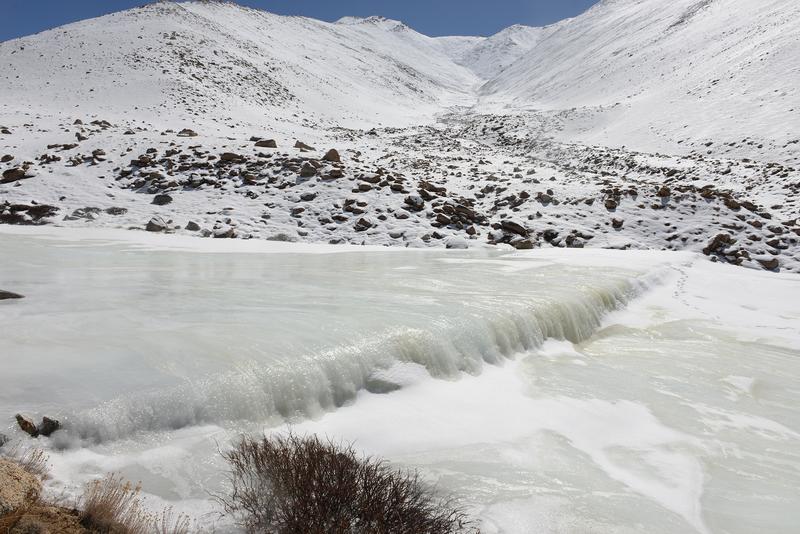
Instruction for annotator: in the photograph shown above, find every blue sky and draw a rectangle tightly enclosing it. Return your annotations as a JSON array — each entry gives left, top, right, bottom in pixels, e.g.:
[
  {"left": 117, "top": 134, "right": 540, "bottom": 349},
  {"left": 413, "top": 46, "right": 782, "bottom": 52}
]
[{"left": 1, "top": 0, "right": 599, "bottom": 42}]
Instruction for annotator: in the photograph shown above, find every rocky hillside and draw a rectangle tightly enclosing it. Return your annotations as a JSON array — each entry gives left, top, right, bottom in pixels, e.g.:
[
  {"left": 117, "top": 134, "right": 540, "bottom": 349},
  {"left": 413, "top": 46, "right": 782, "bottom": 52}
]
[{"left": 0, "top": 0, "right": 798, "bottom": 272}]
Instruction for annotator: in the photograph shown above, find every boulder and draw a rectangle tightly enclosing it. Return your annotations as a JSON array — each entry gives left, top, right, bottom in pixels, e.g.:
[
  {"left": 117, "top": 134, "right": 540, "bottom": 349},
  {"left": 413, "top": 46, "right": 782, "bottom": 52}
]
[
  {"left": 501, "top": 220, "right": 528, "bottom": 237},
  {"left": 185, "top": 221, "right": 201, "bottom": 232},
  {"left": 299, "top": 162, "right": 317, "bottom": 178},
  {"left": 1, "top": 168, "right": 28, "bottom": 184},
  {"left": 604, "top": 198, "right": 618, "bottom": 210},
  {"left": 255, "top": 139, "right": 277, "bottom": 148},
  {"left": 177, "top": 128, "right": 198, "bottom": 137},
  {"left": 656, "top": 186, "right": 671, "bottom": 198},
  {"left": 1, "top": 154, "right": 13, "bottom": 163},
  {"left": 15, "top": 414, "right": 38, "bottom": 437},
  {"left": 152, "top": 194, "right": 173, "bottom": 206},
  {"left": 354, "top": 218, "right": 373, "bottom": 232},
  {"left": 756, "top": 257, "right": 780, "bottom": 270},
  {"left": 145, "top": 216, "right": 167, "bottom": 233},
  {"left": 294, "top": 141, "right": 316, "bottom": 151},
  {"left": 39, "top": 417, "right": 61, "bottom": 437},
  {"left": 0, "top": 290, "right": 24, "bottom": 300},
  {"left": 322, "top": 149, "right": 341, "bottom": 163},
  {"left": 612, "top": 218, "right": 624, "bottom": 229}
]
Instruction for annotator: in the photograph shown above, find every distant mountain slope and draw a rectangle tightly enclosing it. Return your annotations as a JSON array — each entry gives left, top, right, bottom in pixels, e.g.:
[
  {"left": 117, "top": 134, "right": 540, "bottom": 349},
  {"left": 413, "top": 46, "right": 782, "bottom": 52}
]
[
  {"left": 480, "top": 0, "right": 800, "bottom": 155},
  {"left": 0, "top": 2, "right": 480, "bottom": 129}
]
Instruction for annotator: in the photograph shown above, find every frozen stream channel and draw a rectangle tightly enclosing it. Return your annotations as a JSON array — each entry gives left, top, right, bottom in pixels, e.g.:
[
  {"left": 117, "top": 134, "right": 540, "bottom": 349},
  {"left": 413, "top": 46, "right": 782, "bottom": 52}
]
[{"left": 1, "top": 228, "right": 798, "bottom": 533}]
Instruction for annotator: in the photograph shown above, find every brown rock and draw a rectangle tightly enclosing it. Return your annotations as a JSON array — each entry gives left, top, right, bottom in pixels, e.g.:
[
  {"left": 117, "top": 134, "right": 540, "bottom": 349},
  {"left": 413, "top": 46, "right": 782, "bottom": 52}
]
[
  {"left": 15, "top": 414, "right": 38, "bottom": 437},
  {"left": 1, "top": 168, "right": 28, "bottom": 184},
  {"left": 294, "top": 141, "right": 316, "bottom": 151},
  {"left": 757, "top": 257, "right": 780, "bottom": 270},
  {"left": 322, "top": 149, "right": 341, "bottom": 163},
  {"left": 177, "top": 128, "right": 198, "bottom": 137},
  {"left": 255, "top": 139, "right": 277, "bottom": 148},
  {"left": 501, "top": 220, "right": 528, "bottom": 237}
]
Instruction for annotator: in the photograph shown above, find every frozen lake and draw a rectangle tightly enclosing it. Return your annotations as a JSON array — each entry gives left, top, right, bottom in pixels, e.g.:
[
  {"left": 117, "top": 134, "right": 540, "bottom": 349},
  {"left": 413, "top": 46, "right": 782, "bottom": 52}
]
[{"left": 1, "top": 228, "right": 799, "bottom": 533}]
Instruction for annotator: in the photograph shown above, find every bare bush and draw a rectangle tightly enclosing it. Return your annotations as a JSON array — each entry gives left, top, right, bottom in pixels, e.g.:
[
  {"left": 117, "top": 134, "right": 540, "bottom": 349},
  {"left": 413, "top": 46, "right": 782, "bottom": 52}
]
[
  {"left": 80, "top": 474, "right": 151, "bottom": 534},
  {"left": 218, "top": 433, "right": 475, "bottom": 534},
  {"left": 152, "top": 507, "right": 192, "bottom": 534}
]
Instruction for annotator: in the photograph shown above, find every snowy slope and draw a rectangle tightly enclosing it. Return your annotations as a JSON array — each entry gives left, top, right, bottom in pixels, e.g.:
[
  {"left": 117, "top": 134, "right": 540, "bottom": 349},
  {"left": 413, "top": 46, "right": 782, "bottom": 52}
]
[
  {"left": 480, "top": 0, "right": 800, "bottom": 157},
  {"left": 0, "top": 2, "right": 480, "bottom": 129},
  {"left": 0, "top": 0, "right": 798, "bottom": 273}
]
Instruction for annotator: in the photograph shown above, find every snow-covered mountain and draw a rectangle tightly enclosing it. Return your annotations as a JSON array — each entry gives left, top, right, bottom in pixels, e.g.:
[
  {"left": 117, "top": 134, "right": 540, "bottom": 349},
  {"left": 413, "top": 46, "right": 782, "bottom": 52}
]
[
  {"left": 1, "top": 0, "right": 798, "bottom": 273},
  {"left": 481, "top": 0, "right": 800, "bottom": 157}
]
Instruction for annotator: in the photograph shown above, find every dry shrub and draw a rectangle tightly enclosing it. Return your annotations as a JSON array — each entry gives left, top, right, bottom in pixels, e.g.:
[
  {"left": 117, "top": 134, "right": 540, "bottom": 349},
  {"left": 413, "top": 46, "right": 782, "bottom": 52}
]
[
  {"left": 219, "top": 433, "right": 475, "bottom": 534},
  {"left": 152, "top": 507, "right": 192, "bottom": 534},
  {"left": 1, "top": 444, "right": 50, "bottom": 479},
  {"left": 79, "top": 474, "right": 151, "bottom": 534},
  {"left": 79, "top": 475, "right": 194, "bottom": 534},
  {"left": 17, "top": 448, "right": 49, "bottom": 480}
]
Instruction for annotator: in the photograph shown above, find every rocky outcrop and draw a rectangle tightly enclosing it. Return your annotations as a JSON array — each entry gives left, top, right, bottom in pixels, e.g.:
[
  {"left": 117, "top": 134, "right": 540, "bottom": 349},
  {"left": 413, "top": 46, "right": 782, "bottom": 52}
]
[{"left": 0, "top": 458, "right": 41, "bottom": 516}]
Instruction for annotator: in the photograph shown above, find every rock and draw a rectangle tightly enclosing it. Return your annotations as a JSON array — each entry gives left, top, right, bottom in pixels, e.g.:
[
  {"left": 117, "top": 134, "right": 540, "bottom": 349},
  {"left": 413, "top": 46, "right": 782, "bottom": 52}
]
[
  {"left": 703, "top": 233, "right": 735, "bottom": 255},
  {"left": 604, "top": 198, "right": 618, "bottom": 210},
  {"left": 656, "top": 186, "right": 671, "bottom": 198},
  {"left": 404, "top": 195, "right": 425, "bottom": 211},
  {"left": 543, "top": 229, "right": 559, "bottom": 242},
  {"left": 354, "top": 218, "right": 373, "bottom": 232},
  {"left": 15, "top": 414, "right": 38, "bottom": 437},
  {"left": 294, "top": 141, "right": 315, "bottom": 151},
  {"left": 1, "top": 168, "right": 28, "bottom": 184},
  {"left": 501, "top": 220, "right": 528, "bottom": 237},
  {"left": 0, "top": 457, "right": 42, "bottom": 516},
  {"left": 185, "top": 221, "right": 201, "bottom": 231},
  {"left": 220, "top": 152, "right": 244, "bottom": 163},
  {"left": 512, "top": 238, "right": 534, "bottom": 250},
  {"left": 299, "top": 162, "right": 317, "bottom": 178},
  {"left": 39, "top": 417, "right": 60, "bottom": 437},
  {"left": 436, "top": 213, "right": 451, "bottom": 226},
  {"left": 612, "top": 218, "right": 624, "bottom": 229},
  {"left": 327, "top": 168, "right": 344, "bottom": 179},
  {"left": 255, "top": 139, "right": 277, "bottom": 148},
  {"left": 445, "top": 236, "right": 469, "bottom": 249},
  {"left": 300, "top": 192, "right": 317, "bottom": 201},
  {"left": 1, "top": 154, "right": 13, "bottom": 163},
  {"left": 213, "top": 226, "right": 235, "bottom": 238},
  {"left": 105, "top": 207, "right": 128, "bottom": 216},
  {"left": 756, "top": 257, "right": 780, "bottom": 270},
  {"left": 177, "top": 128, "right": 198, "bottom": 137},
  {"left": 152, "top": 194, "right": 173, "bottom": 206},
  {"left": 145, "top": 216, "right": 167, "bottom": 232},
  {"left": 0, "top": 290, "right": 24, "bottom": 300},
  {"left": 322, "top": 149, "right": 341, "bottom": 163}
]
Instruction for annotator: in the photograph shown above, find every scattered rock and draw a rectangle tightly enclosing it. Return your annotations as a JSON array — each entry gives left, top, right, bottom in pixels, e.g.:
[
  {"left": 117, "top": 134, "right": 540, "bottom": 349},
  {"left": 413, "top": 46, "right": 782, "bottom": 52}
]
[
  {"left": 185, "top": 221, "right": 201, "bottom": 231},
  {"left": 0, "top": 290, "right": 24, "bottom": 300},
  {"left": 604, "top": 198, "right": 618, "bottom": 210},
  {"left": 354, "top": 218, "right": 373, "bottom": 232},
  {"left": 1, "top": 168, "right": 28, "bottom": 184},
  {"left": 322, "top": 149, "right": 341, "bottom": 163},
  {"left": 703, "top": 233, "right": 734, "bottom": 255},
  {"left": 756, "top": 257, "right": 780, "bottom": 270},
  {"left": 612, "top": 218, "right": 624, "bottom": 229},
  {"left": 501, "top": 219, "right": 528, "bottom": 237},
  {"left": 299, "top": 162, "right": 317, "bottom": 178},
  {"left": 1, "top": 154, "right": 13, "bottom": 163},
  {"left": 145, "top": 216, "right": 167, "bottom": 232},
  {"left": 294, "top": 141, "right": 316, "bottom": 151},
  {"left": 177, "top": 128, "right": 198, "bottom": 137},
  {"left": 255, "top": 139, "right": 277, "bottom": 148},
  {"left": 105, "top": 207, "right": 128, "bottom": 216},
  {"left": 152, "top": 194, "right": 173, "bottom": 206}
]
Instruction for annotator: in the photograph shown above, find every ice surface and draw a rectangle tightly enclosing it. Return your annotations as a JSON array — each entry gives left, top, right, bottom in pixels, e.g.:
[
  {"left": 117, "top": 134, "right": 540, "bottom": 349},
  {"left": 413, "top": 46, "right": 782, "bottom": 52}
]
[{"left": 1, "top": 229, "right": 798, "bottom": 533}]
